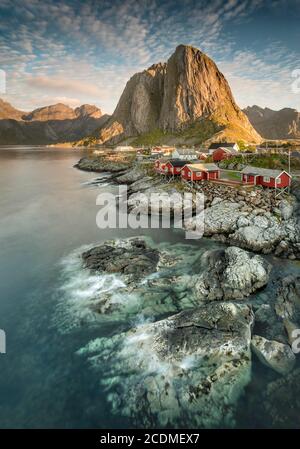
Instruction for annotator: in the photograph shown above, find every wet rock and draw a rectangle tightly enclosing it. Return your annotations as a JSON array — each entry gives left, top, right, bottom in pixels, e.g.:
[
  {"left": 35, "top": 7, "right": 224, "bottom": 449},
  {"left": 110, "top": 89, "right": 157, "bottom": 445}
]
[
  {"left": 253, "top": 304, "right": 286, "bottom": 344},
  {"left": 75, "top": 157, "right": 129, "bottom": 173},
  {"left": 275, "top": 275, "right": 300, "bottom": 323},
  {"left": 115, "top": 166, "right": 144, "bottom": 184},
  {"left": 194, "top": 247, "right": 271, "bottom": 301},
  {"left": 230, "top": 224, "right": 284, "bottom": 254},
  {"left": 251, "top": 335, "right": 296, "bottom": 375},
  {"left": 261, "top": 368, "right": 300, "bottom": 428},
  {"left": 78, "top": 302, "right": 254, "bottom": 428},
  {"left": 82, "top": 238, "right": 160, "bottom": 283}
]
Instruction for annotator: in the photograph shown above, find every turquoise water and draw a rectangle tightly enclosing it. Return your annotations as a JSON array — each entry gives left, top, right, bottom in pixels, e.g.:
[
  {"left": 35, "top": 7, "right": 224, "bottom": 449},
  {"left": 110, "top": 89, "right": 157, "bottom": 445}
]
[{"left": 0, "top": 147, "right": 298, "bottom": 428}]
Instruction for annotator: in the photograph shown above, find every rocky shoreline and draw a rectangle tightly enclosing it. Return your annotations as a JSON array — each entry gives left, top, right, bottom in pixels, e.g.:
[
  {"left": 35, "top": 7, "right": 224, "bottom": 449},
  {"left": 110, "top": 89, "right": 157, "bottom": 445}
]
[
  {"left": 74, "top": 156, "right": 300, "bottom": 428},
  {"left": 76, "top": 156, "right": 300, "bottom": 260},
  {"left": 75, "top": 236, "right": 300, "bottom": 428}
]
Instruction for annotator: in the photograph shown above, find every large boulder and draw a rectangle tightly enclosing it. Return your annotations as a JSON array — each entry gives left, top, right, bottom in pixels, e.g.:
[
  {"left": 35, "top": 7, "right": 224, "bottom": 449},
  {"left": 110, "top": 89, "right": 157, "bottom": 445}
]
[
  {"left": 75, "top": 157, "right": 129, "bottom": 173},
  {"left": 82, "top": 238, "right": 160, "bottom": 283},
  {"left": 251, "top": 335, "right": 296, "bottom": 375},
  {"left": 78, "top": 302, "right": 254, "bottom": 428},
  {"left": 203, "top": 201, "right": 242, "bottom": 235},
  {"left": 230, "top": 223, "right": 284, "bottom": 254},
  {"left": 194, "top": 247, "right": 271, "bottom": 301},
  {"left": 275, "top": 275, "right": 300, "bottom": 321},
  {"left": 115, "top": 166, "right": 144, "bottom": 184},
  {"left": 261, "top": 368, "right": 300, "bottom": 428}
]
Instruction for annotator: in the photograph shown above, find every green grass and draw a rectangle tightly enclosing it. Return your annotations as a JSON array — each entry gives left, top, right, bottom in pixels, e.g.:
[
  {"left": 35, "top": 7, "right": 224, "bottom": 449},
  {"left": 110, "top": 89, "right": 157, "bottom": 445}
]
[
  {"left": 220, "top": 154, "right": 300, "bottom": 171},
  {"left": 132, "top": 129, "right": 172, "bottom": 146},
  {"left": 220, "top": 170, "right": 241, "bottom": 181},
  {"left": 131, "top": 120, "right": 223, "bottom": 146}
]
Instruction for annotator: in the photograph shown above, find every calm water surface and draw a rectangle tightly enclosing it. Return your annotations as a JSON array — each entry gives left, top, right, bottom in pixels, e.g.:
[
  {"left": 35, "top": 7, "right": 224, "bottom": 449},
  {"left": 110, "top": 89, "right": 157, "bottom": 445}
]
[{"left": 0, "top": 146, "right": 298, "bottom": 428}]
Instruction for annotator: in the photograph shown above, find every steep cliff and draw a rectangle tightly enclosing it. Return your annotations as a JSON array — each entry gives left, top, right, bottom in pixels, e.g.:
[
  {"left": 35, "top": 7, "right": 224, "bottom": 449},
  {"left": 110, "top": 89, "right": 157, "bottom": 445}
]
[{"left": 92, "top": 45, "right": 261, "bottom": 145}]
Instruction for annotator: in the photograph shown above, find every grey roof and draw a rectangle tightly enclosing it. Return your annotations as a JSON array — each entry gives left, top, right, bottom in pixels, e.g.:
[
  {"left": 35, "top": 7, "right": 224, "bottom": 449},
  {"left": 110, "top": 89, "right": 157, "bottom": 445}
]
[
  {"left": 169, "top": 159, "right": 190, "bottom": 167},
  {"left": 185, "top": 163, "right": 219, "bottom": 172},
  {"left": 174, "top": 148, "right": 197, "bottom": 155},
  {"left": 241, "top": 165, "right": 290, "bottom": 178},
  {"left": 209, "top": 142, "right": 237, "bottom": 149}
]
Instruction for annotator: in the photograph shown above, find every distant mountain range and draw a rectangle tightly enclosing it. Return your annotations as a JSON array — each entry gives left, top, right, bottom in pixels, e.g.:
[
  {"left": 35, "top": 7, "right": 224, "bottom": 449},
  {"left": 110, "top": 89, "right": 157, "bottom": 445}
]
[
  {"left": 6, "top": 47, "right": 300, "bottom": 147},
  {"left": 78, "top": 44, "right": 261, "bottom": 147},
  {"left": 244, "top": 105, "right": 300, "bottom": 140},
  {"left": 0, "top": 99, "right": 110, "bottom": 145}
]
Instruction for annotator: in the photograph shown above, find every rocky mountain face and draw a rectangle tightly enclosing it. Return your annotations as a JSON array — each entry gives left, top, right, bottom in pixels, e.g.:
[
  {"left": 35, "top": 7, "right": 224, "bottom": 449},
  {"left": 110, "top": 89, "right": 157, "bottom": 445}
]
[
  {"left": 244, "top": 105, "right": 300, "bottom": 140},
  {"left": 90, "top": 45, "right": 261, "bottom": 146},
  {"left": 0, "top": 98, "right": 25, "bottom": 120},
  {"left": 0, "top": 99, "right": 109, "bottom": 145}
]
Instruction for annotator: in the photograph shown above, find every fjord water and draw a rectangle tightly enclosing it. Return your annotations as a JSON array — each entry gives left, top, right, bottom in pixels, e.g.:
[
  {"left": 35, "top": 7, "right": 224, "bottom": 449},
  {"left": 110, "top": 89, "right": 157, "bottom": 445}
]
[
  {"left": 0, "top": 147, "right": 298, "bottom": 428},
  {"left": 0, "top": 146, "right": 206, "bottom": 428}
]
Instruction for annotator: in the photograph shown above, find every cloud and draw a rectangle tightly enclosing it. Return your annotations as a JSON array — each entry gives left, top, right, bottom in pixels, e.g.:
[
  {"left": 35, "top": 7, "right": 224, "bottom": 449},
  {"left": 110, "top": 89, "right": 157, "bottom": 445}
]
[
  {"left": 1, "top": 0, "right": 299, "bottom": 113},
  {"left": 25, "top": 76, "right": 105, "bottom": 97}
]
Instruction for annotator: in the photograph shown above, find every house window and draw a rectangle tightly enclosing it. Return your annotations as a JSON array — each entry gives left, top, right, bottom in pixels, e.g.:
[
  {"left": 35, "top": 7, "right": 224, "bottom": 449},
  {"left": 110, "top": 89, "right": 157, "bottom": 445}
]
[
  {"left": 263, "top": 176, "right": 270, "bottom": 183},
  {"left": 276, "top": 177, "right": 281, "bottom": 184},
  {"left": 196, "top": 172, "right": 202, "bottom": 176},
  {"left": 187, "top": 172, "right": 191, "bottom": 177}
]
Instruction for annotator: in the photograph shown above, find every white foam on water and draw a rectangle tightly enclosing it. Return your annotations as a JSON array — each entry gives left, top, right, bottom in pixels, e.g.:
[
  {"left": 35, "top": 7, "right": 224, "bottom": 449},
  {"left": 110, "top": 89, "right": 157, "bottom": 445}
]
[{"left": 53, "top": 244, "right": 127, "bottom": 332}]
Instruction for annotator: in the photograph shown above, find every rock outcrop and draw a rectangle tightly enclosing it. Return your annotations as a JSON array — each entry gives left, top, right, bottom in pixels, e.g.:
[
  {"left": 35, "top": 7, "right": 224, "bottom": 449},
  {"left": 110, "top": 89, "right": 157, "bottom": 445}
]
[
  {"left": 261, "top": 368, "right": 300, "bottom": 428},
  {"left": 75, "top": 157, "right": 129, "bottom": 173},
  {"left": 78, "top": 302, "right": 254, "bottom": 428},
  {"left": 82, "top": 238, "right": 160, "bottom": 284},
  {"left": 91, "top": 45, "right": 261, "bottom": 145},
  {"left": 251, "top": 335, "right": 296, "bottom": 375},
  {"left": 194, "top": 247, "right": 271, "bottom": 301}
]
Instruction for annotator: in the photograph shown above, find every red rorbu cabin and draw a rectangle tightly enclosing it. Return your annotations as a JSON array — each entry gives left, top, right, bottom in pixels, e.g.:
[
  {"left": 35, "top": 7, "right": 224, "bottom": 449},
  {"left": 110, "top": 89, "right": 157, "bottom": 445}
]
[
  {"left": 241, "top": 166, "right": 292, "bottom": 189},
  {"left": 198, "top": 152, "right": 208, "bottom": 161},
  {"left": 155, "top": 158, "right": 189, "bottom": 176},
  {"left": 167, "top": 159, "right": 190, "bottom": 176},
  {"left": 154, "top": 158, "right": 170, "bottom": 174},
  {"left": 212, "top": 147, "right": 238, "bottom": 162},
  {"left": 181, "top": 163, "right": 220, "bottom": 182}
]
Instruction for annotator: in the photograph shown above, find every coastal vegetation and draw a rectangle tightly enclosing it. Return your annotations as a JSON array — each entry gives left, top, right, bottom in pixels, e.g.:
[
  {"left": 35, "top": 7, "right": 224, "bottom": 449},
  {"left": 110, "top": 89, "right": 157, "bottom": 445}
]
[{"left": 220, "top": 153, "right": 300, "bottom": 171}]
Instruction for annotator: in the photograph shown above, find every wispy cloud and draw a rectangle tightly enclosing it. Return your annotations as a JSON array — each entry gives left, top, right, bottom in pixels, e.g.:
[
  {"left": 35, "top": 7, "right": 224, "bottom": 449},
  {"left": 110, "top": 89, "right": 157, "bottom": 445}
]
[{"left": 0, "top": 0, "right": 299, "bottom": 112}]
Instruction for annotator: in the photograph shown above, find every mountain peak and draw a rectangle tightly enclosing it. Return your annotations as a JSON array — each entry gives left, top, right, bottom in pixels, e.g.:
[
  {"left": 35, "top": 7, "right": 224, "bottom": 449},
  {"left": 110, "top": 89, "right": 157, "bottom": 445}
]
[
  {"left": 0, "top": 97, "right": 25, "bottom": 120},
  {"left": 91, "top": 44, "right": 261, "bottom": 145}
]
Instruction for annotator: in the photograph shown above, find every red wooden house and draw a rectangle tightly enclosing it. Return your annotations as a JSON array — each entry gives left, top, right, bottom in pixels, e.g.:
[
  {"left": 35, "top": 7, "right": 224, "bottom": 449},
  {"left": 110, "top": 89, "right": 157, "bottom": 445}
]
[
  {"left": 154, "top": 158, "right": 170, "bottom": 174},
  {"left": 212, "top": 147, "right": 238, "bottom": 162},
  {"left": 241, "top": 166, "right": 292, "bottom": 188},
  {"left": 155, "top": 159, "right": 189, "bottom": 176},
  {"left": 166, "top": 159, "right": 190, "bottom": 176},
  {"left": 181, "top": 163, "right": 220, "bottom": 182},
  {"left": 198, "top": 152, "right": 209, "bottom": 160}
]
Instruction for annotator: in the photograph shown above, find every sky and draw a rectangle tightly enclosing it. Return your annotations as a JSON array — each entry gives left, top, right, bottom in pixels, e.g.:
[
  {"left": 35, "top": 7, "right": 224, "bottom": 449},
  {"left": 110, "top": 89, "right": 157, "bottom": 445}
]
[{"left": 0, "top": 0, "right": 300, "bottom": 114}]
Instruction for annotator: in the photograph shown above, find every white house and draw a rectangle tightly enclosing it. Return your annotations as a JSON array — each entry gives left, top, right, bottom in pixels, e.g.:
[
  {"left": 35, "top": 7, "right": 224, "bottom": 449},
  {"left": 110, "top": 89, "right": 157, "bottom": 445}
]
[
  {"left": 171, "top": 148, "right": 198, "bottom": 160},
  {"left": 208, "top": 142, "right": 240, "bottom": 154}
]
